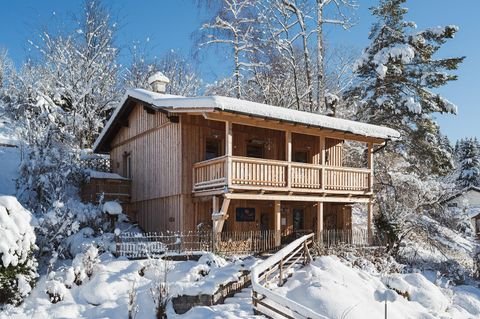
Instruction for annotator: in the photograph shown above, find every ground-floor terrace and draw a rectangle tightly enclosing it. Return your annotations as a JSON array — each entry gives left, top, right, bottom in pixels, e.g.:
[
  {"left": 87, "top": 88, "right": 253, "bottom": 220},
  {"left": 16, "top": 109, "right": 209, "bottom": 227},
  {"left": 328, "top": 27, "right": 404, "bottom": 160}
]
[
  {"left": 116, "top": 197, "right": 377, "bottom": 258},
  {"left": 192, "top": 196, "right": 375, "bottom": 247}
]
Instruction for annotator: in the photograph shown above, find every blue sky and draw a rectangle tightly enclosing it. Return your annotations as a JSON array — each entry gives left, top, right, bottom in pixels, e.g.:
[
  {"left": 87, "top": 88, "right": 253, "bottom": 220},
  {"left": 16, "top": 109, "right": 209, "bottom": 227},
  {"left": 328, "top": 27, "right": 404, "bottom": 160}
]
[{"left": 0, "top": 0, "right": 477, "bottom": 142}]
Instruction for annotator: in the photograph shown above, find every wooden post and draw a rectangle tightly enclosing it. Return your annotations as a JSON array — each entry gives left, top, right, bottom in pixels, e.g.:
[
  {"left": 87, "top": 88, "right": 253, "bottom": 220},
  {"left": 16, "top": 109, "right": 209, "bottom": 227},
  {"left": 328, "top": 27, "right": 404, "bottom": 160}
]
[
  {"left": 212, "top": 196, "right": 219, "bottom": 252},
  {"left": 316, "top": 202, "right": 323, "bottom": 246},
  {"left": 320, "top": 136, "right": 326, "bottom": 190},
  {"left": 286, "top": 131, "right": 292, "bottom": 189},
  {"left": 367, "top": 200, "right": 373, "bottom": 244},
  {"left": 274, "top": 200, "right": 281, "bottom": 247},
  {"left": 225, "top": 121, "right": 233, "bottom": 187},
  {"left": 367, "top": 142, "right": 374, "bottom": 192}
]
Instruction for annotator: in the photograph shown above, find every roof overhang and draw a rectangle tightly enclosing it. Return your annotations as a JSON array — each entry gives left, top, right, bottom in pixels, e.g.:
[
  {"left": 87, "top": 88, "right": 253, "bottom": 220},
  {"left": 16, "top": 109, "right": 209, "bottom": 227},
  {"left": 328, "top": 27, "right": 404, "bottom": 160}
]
[{"left": 93, "top": 89, "right": 401, "bottom": 153}]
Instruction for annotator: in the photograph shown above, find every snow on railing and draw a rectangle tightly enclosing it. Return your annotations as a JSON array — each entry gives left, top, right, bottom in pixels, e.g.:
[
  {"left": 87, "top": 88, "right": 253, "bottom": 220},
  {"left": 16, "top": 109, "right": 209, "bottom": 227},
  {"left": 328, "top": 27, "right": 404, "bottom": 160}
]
[{"left": 251, "top": 233, "right": 329, "bottom": 319}]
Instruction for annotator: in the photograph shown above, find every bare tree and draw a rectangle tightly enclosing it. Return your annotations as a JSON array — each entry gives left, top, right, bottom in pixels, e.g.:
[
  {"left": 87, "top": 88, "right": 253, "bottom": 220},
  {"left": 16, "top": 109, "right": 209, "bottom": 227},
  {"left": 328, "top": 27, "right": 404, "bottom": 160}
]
[
  {"left": 315, "top": 0, "right": 357, "bottom": 113},
  {"left": 197, "top": 0, "right": 260, "bottom": 98}
]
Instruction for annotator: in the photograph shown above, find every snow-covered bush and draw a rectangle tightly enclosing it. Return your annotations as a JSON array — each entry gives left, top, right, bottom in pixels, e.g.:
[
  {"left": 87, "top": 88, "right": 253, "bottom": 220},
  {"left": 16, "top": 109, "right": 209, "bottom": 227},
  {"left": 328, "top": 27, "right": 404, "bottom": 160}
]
[
  {"left": 35, "top": 199, "right": 103, "bottom": 258},
  {"left": 45, "top": 276, "right": 67, "bottom": 304},
  {"left": 0, "top": 196, "right": 38, "bottom": 306},
  {"left": 71, "top": 245, "right": 99, "bottom": 285}
]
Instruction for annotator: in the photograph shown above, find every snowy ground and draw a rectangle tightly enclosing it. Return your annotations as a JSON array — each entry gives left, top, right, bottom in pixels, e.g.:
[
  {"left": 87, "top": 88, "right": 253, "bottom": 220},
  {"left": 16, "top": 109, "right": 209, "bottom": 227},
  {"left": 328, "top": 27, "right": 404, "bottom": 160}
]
[
  {"left": 0, "top": 146, "right": 20, "bottom": 195},
  {"left": 274, "top": 255, "right": 480, "bottom": 319},
  {"left": 0, "top": 116, "right": 20, "bottom": 196},
  {"left": 0, "top": 253, "right": 261, "bottom": 319},
  {"left": 2, "top": 250, "right": 480, "bottom": 319}
]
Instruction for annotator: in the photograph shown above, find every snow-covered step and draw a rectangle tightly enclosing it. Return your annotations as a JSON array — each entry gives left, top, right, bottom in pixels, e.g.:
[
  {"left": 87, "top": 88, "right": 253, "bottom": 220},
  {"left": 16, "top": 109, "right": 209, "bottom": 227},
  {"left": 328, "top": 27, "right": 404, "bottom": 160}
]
[{"left": 224, "top": 286, "right": 252, "bottom": 304}]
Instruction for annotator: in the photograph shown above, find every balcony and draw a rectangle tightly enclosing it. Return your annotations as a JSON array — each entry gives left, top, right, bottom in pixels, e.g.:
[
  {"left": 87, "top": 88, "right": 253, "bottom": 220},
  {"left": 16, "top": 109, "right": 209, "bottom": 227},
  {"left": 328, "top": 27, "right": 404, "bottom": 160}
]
[{"left": 192, "top": 155, "right": 372, "bottom": 195}]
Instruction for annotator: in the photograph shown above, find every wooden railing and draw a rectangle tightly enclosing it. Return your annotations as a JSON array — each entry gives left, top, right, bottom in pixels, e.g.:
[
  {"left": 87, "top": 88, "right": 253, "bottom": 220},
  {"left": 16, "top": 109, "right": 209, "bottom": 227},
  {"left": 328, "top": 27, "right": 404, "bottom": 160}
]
[
  {"left": 324, "top": 166, "right": 370, "bottom": 191},
  {"left": 193, "top": 155, "right": 372, "bottom": 193},
  {"left": 251, "top": 233, "right": 328, "bottom": 319},
  {"left": 192, "top": 156, "right": 227, "bottom": 191},
  {"left": 318, "top": 229, "right": 386, "bottom": 247},
  {"left": 231, "top": 157, "right": 287, "bottom": 187},
  {"left": 116, "top": 230, "right": 279, "bottom": 258}
]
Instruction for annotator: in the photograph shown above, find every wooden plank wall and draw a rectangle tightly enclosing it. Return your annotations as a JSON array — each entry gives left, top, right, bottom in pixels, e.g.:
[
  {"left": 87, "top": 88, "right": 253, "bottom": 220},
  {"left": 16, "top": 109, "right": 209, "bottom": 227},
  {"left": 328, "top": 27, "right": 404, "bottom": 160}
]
[
  {"left": 109, "top": 103, "right": 183, "bottom": 232},
  {"left": 292, "top": 133, "right": 318, "bottom": 164},
  {"left": 323, "top": 203, "right": 352, "bottom": 230},
  {"left": 180, "top": 115, "right": 225, "bottom": 195},
  {"left": 107, "top": 108, "right": 348, "bottom": 233},
  {"left": 325, "top": 138, "right": 344, "bottom": 166},
  {"left": 231, "top": 123, "right": 285, "bottom": 160}
]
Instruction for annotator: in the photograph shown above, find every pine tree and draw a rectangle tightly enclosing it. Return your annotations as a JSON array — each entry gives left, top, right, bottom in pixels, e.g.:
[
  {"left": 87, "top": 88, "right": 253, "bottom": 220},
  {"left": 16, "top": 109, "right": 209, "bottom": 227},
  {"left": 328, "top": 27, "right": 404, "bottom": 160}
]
[
  {"left": 345, "top": 0, "right": 464, "bottom": 176},
  {"left": 457, "top": 138, "right": 480, "bottom": 188}
]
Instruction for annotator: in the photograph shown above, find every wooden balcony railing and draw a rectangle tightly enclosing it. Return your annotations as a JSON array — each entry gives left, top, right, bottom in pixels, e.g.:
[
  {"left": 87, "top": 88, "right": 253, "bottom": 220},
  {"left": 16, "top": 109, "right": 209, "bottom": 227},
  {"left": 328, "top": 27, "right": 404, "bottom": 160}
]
[{"left": 193, "top": 156, "right": 372, "bottom": 194}]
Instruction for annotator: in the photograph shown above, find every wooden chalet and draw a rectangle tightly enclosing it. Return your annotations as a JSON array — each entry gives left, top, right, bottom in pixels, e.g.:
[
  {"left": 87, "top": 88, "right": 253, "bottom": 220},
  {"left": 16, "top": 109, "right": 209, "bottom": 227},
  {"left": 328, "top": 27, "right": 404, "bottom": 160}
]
[{"left": 90, "top": 75, "right": 400, "bottom": 246}]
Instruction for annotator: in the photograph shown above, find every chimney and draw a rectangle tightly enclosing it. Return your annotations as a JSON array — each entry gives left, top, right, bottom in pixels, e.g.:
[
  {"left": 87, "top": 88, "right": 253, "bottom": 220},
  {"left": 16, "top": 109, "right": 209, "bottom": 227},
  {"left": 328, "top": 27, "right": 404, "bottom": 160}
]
[{"left": 148, "top": 72, "right": 170, "bottom": 93}]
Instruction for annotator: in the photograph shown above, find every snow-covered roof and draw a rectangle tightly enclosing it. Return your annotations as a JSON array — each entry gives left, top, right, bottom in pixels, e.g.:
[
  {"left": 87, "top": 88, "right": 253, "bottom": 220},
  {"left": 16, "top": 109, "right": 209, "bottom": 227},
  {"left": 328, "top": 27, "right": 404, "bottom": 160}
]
[
  {"left": 87, "top": 169, "right": 129, "bottom": 181},
  {"left": 94, "top": 88, "right": 400, "bottom": 153},
  {"left": 444, "top": 186, "right": 480, "bottom": 203}
]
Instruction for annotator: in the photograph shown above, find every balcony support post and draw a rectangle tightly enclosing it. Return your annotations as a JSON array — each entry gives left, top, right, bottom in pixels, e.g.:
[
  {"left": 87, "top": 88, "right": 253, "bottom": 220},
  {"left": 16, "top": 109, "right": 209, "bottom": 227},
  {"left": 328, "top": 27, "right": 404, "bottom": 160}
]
[
  {"left": 316, "top": 202, "right": 323, "bottom": 246},
  {"left": 225, "top": 121, "right": 233, "bottom": 187},
  {"left": 320, "top": 136, "right": 326, "bottom": 190},
  {"left": 286, "top": 131, "right": 292, "bottom": 188},
  {"left": 274, "top": 200, "right": 281, "bottom": 246},
  {"left": 367, "top": 142, "right": 373, "bottom": 192},
  {"left": 367, "top": 199, "right": 373, "bottom": 244}
]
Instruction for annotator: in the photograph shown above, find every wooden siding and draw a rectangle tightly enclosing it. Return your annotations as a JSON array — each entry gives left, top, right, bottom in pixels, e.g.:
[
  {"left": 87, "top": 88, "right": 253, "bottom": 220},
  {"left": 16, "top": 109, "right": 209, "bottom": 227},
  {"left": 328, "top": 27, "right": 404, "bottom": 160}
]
[
  {"left": 131, "top": 195, "right": 182, "bottom": 232},
  {"left": 104, "top": 109, "right": 368, "bottom": 233},
  {"left": 81, "top": 178, "right": 131, "bottom": 204},
  {"left": 109, "top": 102, "right": 183, "bottom": 232},
  {"left": 325, "top": 138, "right": 344, "bottom": 166}
]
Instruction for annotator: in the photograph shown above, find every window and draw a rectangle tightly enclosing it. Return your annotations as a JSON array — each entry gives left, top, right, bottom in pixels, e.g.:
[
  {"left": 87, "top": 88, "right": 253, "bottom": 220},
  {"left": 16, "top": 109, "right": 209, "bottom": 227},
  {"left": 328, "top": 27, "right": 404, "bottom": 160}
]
[
  {"left": 447, "top": 202, "right": 458, "bottom": 208},
  {"left": 247, "top": 141, "right": 265, "bottom": 158},
  {"left": 205, "top": 138, "right": 221, "bottom": 160},
  {"left": 294, "top": 151, "right": 309, "bottom": 163},
  {"left": 123, "top": 152, "right": 132, "bottom": 179}
]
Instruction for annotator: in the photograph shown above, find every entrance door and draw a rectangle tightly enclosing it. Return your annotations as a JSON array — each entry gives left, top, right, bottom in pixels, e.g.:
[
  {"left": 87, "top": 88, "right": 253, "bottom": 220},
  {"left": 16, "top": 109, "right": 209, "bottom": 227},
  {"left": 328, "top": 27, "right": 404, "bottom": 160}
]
[
  {"left": 292, "top": 208, "right": 304, "bottom": 233},
  {"left": 260, "top": 213, "right": 270, "bottom": 232}
]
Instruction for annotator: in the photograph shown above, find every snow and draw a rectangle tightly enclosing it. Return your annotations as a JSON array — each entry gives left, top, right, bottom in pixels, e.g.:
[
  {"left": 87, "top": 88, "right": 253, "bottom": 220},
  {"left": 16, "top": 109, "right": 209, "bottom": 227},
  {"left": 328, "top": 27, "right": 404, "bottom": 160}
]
[
  {"left": 103, "top": 201, "right": 123, "bottom": 215},
  {"left": 272, "top": 256, "right": 480, "bottom": 319},
  {"left": 0, "top": 116, "right": 19, "bottom": 146},
  {"left": 0, "top": 117, "right": 20, "bottom": 195},
  {"left": 371, "top": 44, "right": 415, "bottom": 80},
  {"left": 94, "top": 89, "right": 400, "bottom": 151},
  {"left": 0, "top": 196, "right": 36, "bottom": 268},
  {"left": 2, "top": 254, "right": 261, "bottom": 319},
  {"left": 404, "top": 96, "right": 422, "bottom": 114},
  {"left": 148, "top": 71, "right": 170, "bottom": 84},
  {"left": 87, "top": 169, "right": 128, "bottom": 180},
  {"left": 425, "top": 25, "right": 459, "bottom": 37},
  {"left": 80, "top": 273, "right": 114, "bottom": 305}
]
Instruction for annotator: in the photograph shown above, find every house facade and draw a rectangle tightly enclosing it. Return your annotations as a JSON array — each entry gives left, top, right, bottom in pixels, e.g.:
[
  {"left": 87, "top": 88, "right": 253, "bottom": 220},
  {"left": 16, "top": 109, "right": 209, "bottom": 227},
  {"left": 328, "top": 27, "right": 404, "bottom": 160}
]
[
  {"left": 91, "top": 76, "right": 399, "bottom": 245},
  {"left": 445, "top": 186, "right": 480, "bottom": 235}
]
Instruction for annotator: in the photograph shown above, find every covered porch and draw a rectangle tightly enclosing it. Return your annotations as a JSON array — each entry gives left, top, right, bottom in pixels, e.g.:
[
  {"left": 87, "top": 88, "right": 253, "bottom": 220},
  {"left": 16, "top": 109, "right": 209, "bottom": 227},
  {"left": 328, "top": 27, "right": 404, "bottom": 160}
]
[
  {"left": 194, "top": 196, "right": 375, "bottom": 247},
  {"left": 190, "top": 115, "right": 377, "bottom": 198}
]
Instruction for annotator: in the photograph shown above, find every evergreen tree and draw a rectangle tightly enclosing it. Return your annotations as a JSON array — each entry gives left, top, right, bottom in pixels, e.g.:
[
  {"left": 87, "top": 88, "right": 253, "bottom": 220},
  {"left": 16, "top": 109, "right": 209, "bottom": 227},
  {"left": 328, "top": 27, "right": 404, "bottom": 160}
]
[
  {"left": 346, "top": 0, "right": 464, "bottom": 176},
  {"left": 457, "top": 137, "right": 480, "bottom": 188}
]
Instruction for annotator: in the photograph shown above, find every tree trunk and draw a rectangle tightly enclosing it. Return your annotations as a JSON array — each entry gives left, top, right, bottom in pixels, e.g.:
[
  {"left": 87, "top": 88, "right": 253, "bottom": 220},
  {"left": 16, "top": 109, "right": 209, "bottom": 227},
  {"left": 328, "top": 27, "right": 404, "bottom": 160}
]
[
  {"left": 316, "top": 0, "right": 325, "bottom": 113},
  {"left": 234, "top": 34, "right": 241, "bottom": 99}
]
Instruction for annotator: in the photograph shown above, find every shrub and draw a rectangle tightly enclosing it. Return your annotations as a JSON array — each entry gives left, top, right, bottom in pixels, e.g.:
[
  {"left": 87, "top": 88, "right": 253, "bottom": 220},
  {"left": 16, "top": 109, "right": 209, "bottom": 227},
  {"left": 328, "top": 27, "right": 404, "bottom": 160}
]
[{"left": 0, "top": 196, "right": 38, "bottom": 306}]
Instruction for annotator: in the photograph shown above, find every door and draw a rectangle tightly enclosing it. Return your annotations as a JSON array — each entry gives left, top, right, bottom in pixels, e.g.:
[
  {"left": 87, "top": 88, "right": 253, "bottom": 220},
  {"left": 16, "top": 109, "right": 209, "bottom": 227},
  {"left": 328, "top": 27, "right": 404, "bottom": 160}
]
[{"left": 292, "top": 208, "right": 304, "bottom": 234}]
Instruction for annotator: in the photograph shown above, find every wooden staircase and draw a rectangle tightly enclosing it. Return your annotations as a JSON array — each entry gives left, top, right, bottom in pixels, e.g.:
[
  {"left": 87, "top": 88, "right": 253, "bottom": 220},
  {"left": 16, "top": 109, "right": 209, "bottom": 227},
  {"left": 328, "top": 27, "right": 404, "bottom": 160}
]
[{"left": 251, "top": 233, "right": 329, "bottom": 319}]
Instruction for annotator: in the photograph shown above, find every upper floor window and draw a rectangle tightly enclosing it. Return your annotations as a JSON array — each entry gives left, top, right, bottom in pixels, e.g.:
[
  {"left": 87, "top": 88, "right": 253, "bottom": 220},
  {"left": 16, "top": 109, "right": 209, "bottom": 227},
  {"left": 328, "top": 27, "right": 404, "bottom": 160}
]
[
  {"left": 205, "top": 138, "right": 221, "bottom": 160},
  {"left": 123, "top": 152, "right": 132, "bottom": 179}
]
